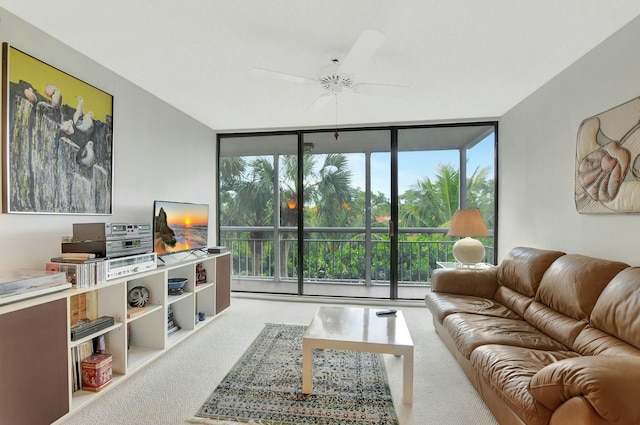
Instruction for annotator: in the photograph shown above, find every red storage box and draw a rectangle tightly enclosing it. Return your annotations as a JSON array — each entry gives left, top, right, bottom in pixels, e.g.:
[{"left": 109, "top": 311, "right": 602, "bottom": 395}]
[{"left": 81, "top": 353, "right": 112, "bottom": 391}]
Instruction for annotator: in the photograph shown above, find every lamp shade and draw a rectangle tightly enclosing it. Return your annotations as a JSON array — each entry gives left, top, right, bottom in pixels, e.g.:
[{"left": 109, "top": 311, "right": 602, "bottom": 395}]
[
  {"left": 448, "top": 209, "right": 489, "bottom": 265},
  {"left": 447, "top": 209, "right": 489, "bottom": 237}
]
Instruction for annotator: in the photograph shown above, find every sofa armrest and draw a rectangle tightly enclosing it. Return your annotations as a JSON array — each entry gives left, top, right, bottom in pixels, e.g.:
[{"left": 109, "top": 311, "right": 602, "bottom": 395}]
[
  {"left": 529, "top": 356, "right": 640, "bottom": 424},
  {"left": 430, "top": 267, "right": 498, "bottom": 298}
]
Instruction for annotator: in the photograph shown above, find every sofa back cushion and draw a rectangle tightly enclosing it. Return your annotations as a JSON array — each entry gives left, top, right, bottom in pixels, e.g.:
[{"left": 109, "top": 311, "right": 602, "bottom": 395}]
[
  {"left": 496, "top": 247, "right": 565, "bottom": 297},
  {"left": 580, "top": 267, "right": 640, "bottom": 353},
  {"left": 535, "top": 254, "right": 628, "bottom": 321},
  {"left": 524, "top": 254, "right": 628, "bottom": 352},
  {"left": 493, "top": 286, "right": 534, "bottom": 318},
  {"left": 524, "top": 301, "right": 589, "bottom": 349}
]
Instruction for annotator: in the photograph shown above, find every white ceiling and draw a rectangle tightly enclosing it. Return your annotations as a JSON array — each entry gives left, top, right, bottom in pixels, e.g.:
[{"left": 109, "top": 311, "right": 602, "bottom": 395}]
[{"left": 2, "top": 1, "right": 640, "bottom": 132}]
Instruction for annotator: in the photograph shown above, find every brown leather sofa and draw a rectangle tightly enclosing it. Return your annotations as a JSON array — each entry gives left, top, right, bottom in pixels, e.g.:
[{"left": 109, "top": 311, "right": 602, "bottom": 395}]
[{"left": 425, "top": 246, "right": 640, "bottom": 425}]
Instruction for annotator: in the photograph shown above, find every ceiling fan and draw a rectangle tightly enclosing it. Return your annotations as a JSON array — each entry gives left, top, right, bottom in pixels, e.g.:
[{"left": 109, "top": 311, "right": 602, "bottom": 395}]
[{"left": 249, "top": 29, "right": 409, "bottom": 112}]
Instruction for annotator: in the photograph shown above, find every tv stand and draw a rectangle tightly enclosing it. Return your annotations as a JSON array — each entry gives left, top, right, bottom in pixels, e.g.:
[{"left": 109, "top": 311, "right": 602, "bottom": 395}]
[{"left": 0, "top": 252, "right": 231, "bottom": 425}]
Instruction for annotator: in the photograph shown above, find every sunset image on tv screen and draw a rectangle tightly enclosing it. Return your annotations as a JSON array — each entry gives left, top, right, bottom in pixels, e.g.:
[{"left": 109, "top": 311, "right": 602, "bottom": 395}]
[{"left": 154, "top": 201, "right": 209, "bottom": 254}]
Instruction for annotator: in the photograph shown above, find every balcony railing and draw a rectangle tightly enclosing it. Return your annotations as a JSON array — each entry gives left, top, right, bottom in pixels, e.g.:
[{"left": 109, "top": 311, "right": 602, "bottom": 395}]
[{"left": 220, "top": 226, "right": 494, "bottom": 286}]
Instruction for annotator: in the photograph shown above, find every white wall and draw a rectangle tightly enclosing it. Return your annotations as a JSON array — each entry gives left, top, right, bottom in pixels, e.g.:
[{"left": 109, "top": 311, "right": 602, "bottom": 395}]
[
  {"left": 0, "top": 9, "right": 217, "bottom": 272},
  {"left": 498, "top": 15, "right": 640, "bottom": 264}
]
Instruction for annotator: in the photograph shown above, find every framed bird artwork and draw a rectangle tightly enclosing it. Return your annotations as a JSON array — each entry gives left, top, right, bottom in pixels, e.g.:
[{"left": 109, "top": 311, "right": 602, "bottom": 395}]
[{"left": 1, "top": 43, "right": 114, "bottom": 214}]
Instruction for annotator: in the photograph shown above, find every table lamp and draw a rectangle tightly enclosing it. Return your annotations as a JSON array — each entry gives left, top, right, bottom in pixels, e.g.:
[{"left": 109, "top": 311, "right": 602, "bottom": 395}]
[{"left": 447, "top": 208, "right": 489, "bottom": 265}]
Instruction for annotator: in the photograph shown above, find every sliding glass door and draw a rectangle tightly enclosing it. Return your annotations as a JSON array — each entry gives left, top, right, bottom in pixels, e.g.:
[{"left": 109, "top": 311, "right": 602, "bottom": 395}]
[
  {"left": 218, "top": 133, "right": 299, "bottom": 294},
  {"left": 395, "top": 125, "right": 496, "bottom": 299},
  {"left": 217, "top": 123, "right": 497, "bottom": 300},
  {"left": 300, "top": 129, "right": 392, "bottom": 298}
]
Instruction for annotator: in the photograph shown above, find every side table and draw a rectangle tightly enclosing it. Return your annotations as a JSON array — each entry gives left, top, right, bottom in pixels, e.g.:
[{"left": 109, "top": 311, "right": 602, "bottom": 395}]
[{"left": 436, "top": 261, "right": 493, "bottom": 269}]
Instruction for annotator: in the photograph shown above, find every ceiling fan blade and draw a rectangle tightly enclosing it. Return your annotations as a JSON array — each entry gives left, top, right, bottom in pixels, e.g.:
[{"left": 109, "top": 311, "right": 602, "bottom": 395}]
[
  {"left": 351, "top": 83, "right": 409, "bottom": 97},
  {"left": 306, "top": 93, "right": 335, "bottom": 113},
  {"left": 249, "top": 67, "right": 316, "bottom": 85},
  {"left": 338, "top": 29, "right": 386, "bottom": 75}
]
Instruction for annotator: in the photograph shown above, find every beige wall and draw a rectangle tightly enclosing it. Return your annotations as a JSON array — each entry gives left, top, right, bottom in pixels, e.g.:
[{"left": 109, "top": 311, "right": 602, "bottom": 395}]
[
  {"left": 498, "top": 15, "right": 640, "bottom": 264},
  {"left": 0, "top": 9, "right": 217, "bottom": 271}
]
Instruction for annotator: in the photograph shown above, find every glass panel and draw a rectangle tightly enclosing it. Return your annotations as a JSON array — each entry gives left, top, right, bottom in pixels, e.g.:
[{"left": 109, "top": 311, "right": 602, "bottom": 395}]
[
  {"left": 218, "top": 134, "right": 298, "bottom": 294},
  {"left": 370, "top": 152, "right": 391, "bottom": 287},
  {"left": 278, "top": 153, "right": 298, "bottom": 287},
  {"left": 301, "top": 130, "right": 391, "bottom": 298},
  {"left": 466, "top": 131, "right": 496, "bottom": 263},
  {"left": 396, "top": 125, "right": 496, "bottom": 299}
]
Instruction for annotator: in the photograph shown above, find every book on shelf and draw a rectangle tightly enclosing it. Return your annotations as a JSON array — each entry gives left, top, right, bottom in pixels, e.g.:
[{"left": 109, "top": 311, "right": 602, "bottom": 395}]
[
  {"left": 50, "top": 253, "right": 100, "bottom": 263},
  {"left": 127, "top": 306, "right": 147, "bottom": 319},
  {"left": 58, "top": 252, "right": 96, "bottom": 260},
  {"left": 72, "top": 340, "right": 94, "bottom": 392},
  {"left": 167, "top": 324, "right": 181, "bottom": 335}
]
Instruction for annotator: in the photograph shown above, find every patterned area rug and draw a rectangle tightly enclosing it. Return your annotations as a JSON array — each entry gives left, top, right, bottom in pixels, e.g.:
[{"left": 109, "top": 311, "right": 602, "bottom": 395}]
[{"left": 189, "top": 323, "right": 398, "bottom": 425}]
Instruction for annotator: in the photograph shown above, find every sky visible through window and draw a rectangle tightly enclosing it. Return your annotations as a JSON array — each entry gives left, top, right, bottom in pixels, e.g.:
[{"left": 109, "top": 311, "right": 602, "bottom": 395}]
[
  {"left": 230, "top": 133, "right": 494, "bottom": 201},
  {"left": 349, "top": 134, "right": 494, "bottom": 199}
]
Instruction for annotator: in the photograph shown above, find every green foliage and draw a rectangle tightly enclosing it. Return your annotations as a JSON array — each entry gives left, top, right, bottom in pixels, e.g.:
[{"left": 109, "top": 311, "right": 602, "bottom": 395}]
[{"left": 219, "top": 153, "right": 495, "bottom": 282}]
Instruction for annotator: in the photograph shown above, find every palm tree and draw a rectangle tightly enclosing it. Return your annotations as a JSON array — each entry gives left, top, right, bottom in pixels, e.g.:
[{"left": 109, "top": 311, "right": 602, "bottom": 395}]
[
  {"left": 221, "top": 152, "right": 356, "bottom": 279},
  {"left": 399, "top": 163, "right": 459, "bottom": 228},
  {"left": 283, "top": 153, "right": 355, "bottom": 277},
  {"left": 465, "top": 166, "right": 494, "bottom": 229},
  {"left": 218, "top": 156, "right": 247, "bottom": 226},
  {"left": 399, "top": 162, "right": 493, "bottom": 228},
  {"left": 304, "top": 153, "right": 354, "bottom": 228},
  {"left": 219, "top": 156, "right": 275, "bottom": 276}
]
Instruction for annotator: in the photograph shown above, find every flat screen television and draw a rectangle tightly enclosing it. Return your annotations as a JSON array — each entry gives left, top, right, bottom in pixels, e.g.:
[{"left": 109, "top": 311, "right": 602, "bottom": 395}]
[{"left": 153, "top": 200, "right": 209, "bottom": 255}]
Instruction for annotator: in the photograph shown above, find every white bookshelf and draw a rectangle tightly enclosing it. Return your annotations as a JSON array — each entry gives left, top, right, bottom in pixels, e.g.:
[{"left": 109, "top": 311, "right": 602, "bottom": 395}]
[{"left": 6, "top": 252, "right": 231, "bottom": 424}]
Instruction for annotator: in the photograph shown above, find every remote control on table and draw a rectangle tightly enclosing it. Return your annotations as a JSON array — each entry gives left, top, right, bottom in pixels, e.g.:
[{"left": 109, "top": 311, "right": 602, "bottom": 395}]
[{"left": 376, "top": 309, "right": 397, "bottom": 316}]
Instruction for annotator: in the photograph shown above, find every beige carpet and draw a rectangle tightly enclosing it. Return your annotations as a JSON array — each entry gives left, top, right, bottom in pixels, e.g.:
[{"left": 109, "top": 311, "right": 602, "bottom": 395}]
[{"left": 59, "top": 296, "right": 498, "bottom": 425}]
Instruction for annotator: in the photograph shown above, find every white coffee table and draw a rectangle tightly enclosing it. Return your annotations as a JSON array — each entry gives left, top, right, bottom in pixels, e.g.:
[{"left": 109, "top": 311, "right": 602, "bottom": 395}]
[{"left": 302, "top": 306, "right": 414, "bottom": 404}]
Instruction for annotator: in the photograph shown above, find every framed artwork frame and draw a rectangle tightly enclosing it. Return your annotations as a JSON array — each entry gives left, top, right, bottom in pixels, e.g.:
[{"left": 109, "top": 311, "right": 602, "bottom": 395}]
[{"left": 1, "top": 43, "right": 113, "bottom": 214}]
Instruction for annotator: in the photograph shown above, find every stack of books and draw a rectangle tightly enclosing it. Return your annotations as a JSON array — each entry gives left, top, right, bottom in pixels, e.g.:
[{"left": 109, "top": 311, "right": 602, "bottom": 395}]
[
  {"left": 45, "top": 253, "right": 106, "bottom": 288},
  {"left": 71, "top": 340, "right": 93, "bottom": 392},
  {"left": 167, "top": 305, "right": 180, "bottom": 336}
]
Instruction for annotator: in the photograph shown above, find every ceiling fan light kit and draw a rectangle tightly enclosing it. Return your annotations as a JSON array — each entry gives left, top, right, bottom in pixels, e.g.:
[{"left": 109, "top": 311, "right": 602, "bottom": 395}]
[
  {"left": 319, "top": 73, "right": 354, "bottom": 93},
  {"left": 249, "top": 28, "right": 409, "bottom": 113}
]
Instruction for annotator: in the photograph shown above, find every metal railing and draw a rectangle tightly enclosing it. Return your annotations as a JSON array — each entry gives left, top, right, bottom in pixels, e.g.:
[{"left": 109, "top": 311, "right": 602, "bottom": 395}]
[{"left": 220, "top": 226, "right": 494, "bottom": 286}]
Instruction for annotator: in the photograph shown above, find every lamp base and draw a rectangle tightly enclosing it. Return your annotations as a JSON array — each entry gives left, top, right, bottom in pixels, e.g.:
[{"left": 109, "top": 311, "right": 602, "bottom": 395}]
[{"left": 452, "top": 237, "right": 485, "bottom": 265}]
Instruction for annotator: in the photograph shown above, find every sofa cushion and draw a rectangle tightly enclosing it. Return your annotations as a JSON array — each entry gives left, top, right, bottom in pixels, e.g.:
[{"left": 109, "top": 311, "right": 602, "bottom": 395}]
[
  {"left": 442, "top": 313, "right": 568, "bottom": 358},
  {"left": 497, "top": 247, "right": 565, "bottom": 297},
  {"left": 573, "top": 267, "right": 640, "bottom": 356},
  {"left": 589, "top": 267, "right": 640, "bottom": 350},
  {"left": 534, "top": 254, "right": 628, "bottom": 322},
  {"left": 430, "top": 267, "right": 498, "bottom": 298},
  {"left": 574, "top": 326, "right": 640, "bottom": 357},
  {"left": 470, "top": 344, "right": 579, "bottom": 425},
  {"left": 523, "top": 301, "right": 588, "bottom": 350},
  {"left": 529, "top": 356, "right": 640, "bottom": 424},
  {"left": 493, "top": 286, "right": 535, "bottom": 318},
  {"left": 426, "top": 293, "right": 520, "bottom": 323}
]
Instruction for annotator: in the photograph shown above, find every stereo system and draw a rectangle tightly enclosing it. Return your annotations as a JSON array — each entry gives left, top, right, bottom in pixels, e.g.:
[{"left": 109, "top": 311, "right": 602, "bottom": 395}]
[
  {"left": 62, "top": 222, "right": 153, "bottom": 259},
  {"left": 105, "top": 252, "right": 157, "bottom": 280}
]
